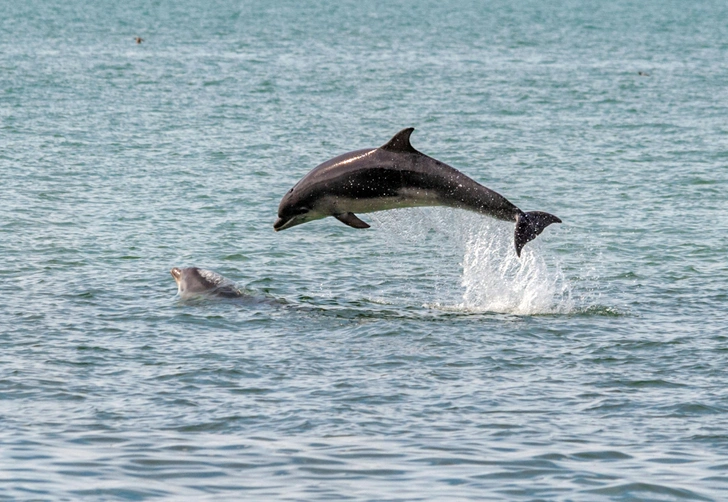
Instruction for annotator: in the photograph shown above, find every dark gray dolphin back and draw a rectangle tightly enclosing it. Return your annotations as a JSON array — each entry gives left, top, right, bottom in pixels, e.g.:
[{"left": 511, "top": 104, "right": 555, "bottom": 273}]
[{"left": 381, "top": 128, "right": 562, "bottom": 256}]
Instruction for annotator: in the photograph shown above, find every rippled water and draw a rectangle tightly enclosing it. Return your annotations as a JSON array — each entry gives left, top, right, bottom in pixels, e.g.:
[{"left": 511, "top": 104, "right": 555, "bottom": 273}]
[{"left": 2, "top": 0, "right": 728, "bottom": 499}]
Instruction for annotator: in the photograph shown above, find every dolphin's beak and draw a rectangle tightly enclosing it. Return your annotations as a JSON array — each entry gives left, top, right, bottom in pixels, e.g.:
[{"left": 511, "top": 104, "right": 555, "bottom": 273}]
[
  {"left": 273, "top": 217, "right": 292, "bottom": 231},
  {"left": 170, "top": 268, "right": 182, "bottom": 284}
]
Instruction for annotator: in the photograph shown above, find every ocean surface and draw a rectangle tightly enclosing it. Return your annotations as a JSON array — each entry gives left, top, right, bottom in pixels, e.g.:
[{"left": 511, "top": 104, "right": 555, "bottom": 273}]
[{"left": 2, "top": 0, "right": 728, "bottom": 499}]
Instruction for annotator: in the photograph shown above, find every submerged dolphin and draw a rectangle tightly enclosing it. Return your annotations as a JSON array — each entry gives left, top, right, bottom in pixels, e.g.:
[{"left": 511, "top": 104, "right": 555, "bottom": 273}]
[
  {"left": 274, "top": 128, "right": 561, "bottom": 256},
  {"left": 170, "top": 267, "right": 243, "bottom": 299}
]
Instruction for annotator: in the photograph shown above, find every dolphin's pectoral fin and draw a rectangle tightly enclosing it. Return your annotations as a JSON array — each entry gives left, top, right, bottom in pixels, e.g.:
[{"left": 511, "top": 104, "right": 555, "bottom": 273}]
[
  {"left": 334, "top": 212, "right": 371, "bottom": 229},
  {"left": 380, "top": 128, "right": 418, "bottom": 154}
]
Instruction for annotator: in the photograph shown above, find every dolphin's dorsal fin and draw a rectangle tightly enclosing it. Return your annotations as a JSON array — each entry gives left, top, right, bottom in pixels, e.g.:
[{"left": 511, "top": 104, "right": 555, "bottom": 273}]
[{"left": 380, "top": 128, "right": 417, "bottom": 154}]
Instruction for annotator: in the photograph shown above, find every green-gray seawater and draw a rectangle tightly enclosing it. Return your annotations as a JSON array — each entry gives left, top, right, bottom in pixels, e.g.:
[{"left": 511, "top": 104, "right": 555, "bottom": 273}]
[{"left": 2, "top": 0, "right": 727, "bottom": 499}]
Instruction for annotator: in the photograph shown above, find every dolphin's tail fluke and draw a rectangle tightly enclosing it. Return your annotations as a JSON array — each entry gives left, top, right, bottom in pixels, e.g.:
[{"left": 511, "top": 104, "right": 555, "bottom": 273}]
[{"left": 514, "top": 211, "right": 562, "bottom": 257}]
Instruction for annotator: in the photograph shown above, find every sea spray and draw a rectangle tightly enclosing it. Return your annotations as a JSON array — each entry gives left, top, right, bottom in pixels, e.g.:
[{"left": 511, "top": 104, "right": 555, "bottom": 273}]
[
  {"left": 372, "top": 208, "right": 572, "bottom": 315},
  {"left": 459, "top": 220, "right": 572, "bottom": 314}
]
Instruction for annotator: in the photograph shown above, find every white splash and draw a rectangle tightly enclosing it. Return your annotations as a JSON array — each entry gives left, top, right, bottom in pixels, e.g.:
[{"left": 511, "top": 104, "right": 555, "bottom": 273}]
[
  {"left": 458, "top": 220, "right": 572, "bottom": 315},
  {"left": 371, "top": 208, "right": 573, "bottom": 315}
]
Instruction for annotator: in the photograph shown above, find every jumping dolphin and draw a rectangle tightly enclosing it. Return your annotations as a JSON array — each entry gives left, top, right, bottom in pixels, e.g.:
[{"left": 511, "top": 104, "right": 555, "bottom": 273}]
[
  {"left": 170, "top": 267, "right": 243, "bottom": 299},
  {"left": 274, "top": 128, "right": 561, "bottom": 256}
]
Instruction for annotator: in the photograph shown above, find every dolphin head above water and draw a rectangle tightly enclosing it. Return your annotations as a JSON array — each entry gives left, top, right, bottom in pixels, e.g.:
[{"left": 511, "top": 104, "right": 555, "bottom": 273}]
[
  {"left": 273, "top": 187, "right": 324, "bottom": 231},
  {"left": 170, "top": 267, "right": 243, "bottom": 299},
  {"left": 273, "top": 147, "right": 380, "bottom": 232}
]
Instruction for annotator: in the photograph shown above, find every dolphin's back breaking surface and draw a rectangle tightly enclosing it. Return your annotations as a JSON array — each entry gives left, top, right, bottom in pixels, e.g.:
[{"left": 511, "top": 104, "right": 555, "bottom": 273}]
[{"left": 275, "top": 128, "right": 561, "bottom": 256}]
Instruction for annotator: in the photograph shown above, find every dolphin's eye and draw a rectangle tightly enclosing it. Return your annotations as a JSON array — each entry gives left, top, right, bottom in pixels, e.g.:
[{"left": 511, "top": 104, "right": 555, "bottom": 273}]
[{"left": 292, "top": 207, "right": 310, "bottom": 216}]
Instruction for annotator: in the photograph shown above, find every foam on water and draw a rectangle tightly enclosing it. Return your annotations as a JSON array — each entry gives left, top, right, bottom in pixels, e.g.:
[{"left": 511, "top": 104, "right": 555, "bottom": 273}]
[{"left": 371, "top": 208, "right": 572, "bottom": 315}]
